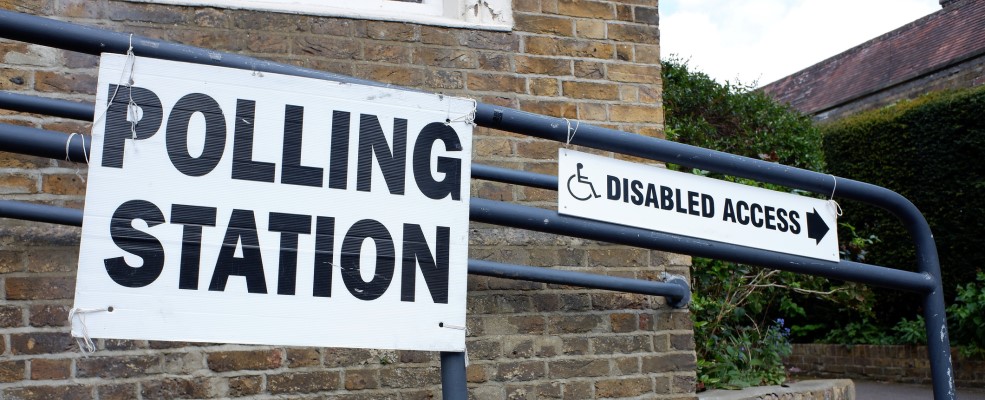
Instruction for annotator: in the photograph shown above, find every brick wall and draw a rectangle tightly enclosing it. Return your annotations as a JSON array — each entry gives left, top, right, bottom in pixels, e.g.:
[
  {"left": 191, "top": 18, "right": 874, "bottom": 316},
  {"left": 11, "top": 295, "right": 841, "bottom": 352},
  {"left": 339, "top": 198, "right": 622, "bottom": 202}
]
[
  {"left": 1, "top": 0, "right": 696, "bottom": 399},
  {"left": 787, "top": 344, "right": 985, "bottom": 388}
]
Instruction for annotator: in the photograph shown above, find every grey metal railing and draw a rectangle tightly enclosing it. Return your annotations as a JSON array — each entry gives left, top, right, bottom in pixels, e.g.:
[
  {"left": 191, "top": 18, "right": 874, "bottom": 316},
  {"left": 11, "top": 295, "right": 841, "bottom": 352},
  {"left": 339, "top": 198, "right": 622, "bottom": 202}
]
[{"left": 0, "top": 9, "right": 956, "bottom": 400}]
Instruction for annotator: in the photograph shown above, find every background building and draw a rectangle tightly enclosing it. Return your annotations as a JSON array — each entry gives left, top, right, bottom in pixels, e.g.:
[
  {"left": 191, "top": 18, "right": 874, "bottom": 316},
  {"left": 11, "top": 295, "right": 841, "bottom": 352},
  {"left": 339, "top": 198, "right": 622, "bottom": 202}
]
[{"left": 761, "top": 0, "right": 985, "bottom": 121}]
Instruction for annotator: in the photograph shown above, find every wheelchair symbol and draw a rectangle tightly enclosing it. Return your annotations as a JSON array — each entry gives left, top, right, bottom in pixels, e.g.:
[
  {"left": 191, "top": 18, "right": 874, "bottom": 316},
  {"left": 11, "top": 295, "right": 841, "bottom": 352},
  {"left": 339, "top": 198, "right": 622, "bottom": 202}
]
[{"left": 567, "top": 163, "right": 602, "bottom": 201}]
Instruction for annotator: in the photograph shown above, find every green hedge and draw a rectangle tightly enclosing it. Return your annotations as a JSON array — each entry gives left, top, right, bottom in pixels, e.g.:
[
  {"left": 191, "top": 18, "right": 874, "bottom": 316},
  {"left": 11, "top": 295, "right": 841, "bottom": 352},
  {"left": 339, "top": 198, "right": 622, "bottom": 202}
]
[{"left": 823, "top": 87, "right": 985, "bottom": 324}]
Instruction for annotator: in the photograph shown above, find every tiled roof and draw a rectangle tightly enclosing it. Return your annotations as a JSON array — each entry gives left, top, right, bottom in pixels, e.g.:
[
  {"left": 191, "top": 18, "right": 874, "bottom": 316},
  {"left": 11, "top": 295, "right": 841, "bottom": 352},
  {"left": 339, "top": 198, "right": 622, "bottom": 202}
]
[{"left": 759, "top": 0, "right": 985, "bottom": 114}]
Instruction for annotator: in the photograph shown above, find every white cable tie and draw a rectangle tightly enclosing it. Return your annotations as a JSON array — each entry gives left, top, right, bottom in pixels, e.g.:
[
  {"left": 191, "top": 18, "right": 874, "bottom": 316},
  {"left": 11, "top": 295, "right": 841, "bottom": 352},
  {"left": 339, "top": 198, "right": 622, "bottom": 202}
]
[
  {"left": 65, "top": 133, "right": 90, "bottom": 183},
  {"left": 827, "top": 174, "right": 842, "bottom": 217},
  {"left": 564, "top": 118, "right": 580, "bottom": 145},
  {"left": 440, "top": 323, "right": 467, "bottom": 331},
  {"left": 466, "top": 99, "right": 477, "bottom": 125},
  {"left": 439, "top": 322, "right": 469, "bottom": 367},
  {"left": 125, "top": 35, "right": 136, "bottom": 86},
  {"left": 444, "top": 97, "right": 477, "bottom": 126},
  {"left": 829, "top": 199, "right": 844, "bottom": 217},
  {"left": 68, "top": 307, "right": 110, "bottom": 356},
  {"left": 829, "top": 174, "right": 838, "bottom": 200},
  {"left": 64, "top": 132, "right": 85, "bottom": 162},
  {"left": 444, "top": 95, "right": 451, "bottom": 125},
  {"left": 91, "top": 32, "right": 139, "bottom": 140},
  {"left": 127, "top": 89, "right": 139, "bottom": 139},
  {"left": 124, "top": 34, "right": 140, "bottom": 139}
]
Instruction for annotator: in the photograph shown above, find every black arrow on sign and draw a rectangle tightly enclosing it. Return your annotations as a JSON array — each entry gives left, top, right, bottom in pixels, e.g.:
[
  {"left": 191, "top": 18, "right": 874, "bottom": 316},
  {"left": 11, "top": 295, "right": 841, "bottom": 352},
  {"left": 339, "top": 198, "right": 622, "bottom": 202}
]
[{"left": 806, "top": 208, "right": 829, "bottom": 244}]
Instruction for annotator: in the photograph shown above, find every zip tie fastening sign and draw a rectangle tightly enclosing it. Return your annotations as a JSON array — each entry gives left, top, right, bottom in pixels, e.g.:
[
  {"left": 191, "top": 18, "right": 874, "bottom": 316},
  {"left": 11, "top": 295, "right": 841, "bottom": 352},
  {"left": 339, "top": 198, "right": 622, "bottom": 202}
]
[{"left": 69, "top": 307, "right": 112, "bottom": 356}]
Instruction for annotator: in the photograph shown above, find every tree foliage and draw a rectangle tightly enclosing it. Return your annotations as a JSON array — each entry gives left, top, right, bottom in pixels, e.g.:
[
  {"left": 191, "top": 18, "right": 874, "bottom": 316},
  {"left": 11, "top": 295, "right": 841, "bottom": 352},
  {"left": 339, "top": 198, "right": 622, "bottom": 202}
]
[{"left": 662, "top": 58, "right": 823, "bottom": 170}]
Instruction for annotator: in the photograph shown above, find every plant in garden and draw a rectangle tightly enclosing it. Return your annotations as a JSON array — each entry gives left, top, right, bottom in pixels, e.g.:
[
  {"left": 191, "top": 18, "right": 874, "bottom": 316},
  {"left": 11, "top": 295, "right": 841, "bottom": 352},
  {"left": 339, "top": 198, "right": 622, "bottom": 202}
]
[
  {"left": 696, "top": 318, "right": 792, "bottom": 389},
  {"left": 821, "top": 316, "right": 926, "bottom": 346},
  {"left": 892, "top": 316, "right": 927, "bottom": 345},
  {"left": 690, "top": 256, "right": 855, "bottom": 388},
  {"left": 839, "top": 223, "right": 879, "bottom": 263},
  {"left": 820, "top": 271, "right": 985, "bottom": 353},
  {"left": 947, "top": 272, "right": 985, "bottom": 357},
  {"left": 812, "top": 223, "right": 886, "bottom": 344},
  {"left": 822, "top": 318, "right": 896, "bottom": 345}
]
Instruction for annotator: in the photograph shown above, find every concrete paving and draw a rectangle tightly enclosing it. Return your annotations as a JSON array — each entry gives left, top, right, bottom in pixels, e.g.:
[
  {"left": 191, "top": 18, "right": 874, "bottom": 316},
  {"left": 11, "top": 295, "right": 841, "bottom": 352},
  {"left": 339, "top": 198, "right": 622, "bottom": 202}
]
[
  {"left": 855, "top": 380, "right": 985, "bottom": 400},
  {"left": 699, "top": 380, "right": 853, "bottom": 399},
  {"left": 698, "top": 380, "right": 985, "bottom": 399}
]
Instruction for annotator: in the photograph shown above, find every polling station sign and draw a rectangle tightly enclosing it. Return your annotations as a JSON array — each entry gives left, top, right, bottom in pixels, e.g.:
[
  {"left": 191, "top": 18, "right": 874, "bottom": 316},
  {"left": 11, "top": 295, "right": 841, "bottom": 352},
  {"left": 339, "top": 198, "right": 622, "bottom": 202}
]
[
  {"left": 558, "top": 149, "right": 839, "bottom": 261},
  {"left": 72, "top": 54, "right": 474, "bottom": 351}
]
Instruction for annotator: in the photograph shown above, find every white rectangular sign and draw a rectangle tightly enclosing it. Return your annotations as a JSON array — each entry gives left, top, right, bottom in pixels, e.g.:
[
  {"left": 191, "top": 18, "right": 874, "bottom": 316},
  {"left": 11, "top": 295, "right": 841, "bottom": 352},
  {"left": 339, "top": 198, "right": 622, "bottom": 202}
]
[
  {"left": 558, "top": 149, "right": 839, "bottom": 261},
  {"left": 72, "top": 54, "right": 474, "bottom": 351}
]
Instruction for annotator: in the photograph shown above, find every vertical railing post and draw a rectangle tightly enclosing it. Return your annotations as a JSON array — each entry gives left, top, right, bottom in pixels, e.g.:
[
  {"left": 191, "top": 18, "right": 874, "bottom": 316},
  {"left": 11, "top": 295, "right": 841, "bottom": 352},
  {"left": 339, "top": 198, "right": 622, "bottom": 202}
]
[
  {"left": 914, "top": 228, "right": 956, "bottom": 400},
  {"left": 924, "top": 287, "right": 955, "bottom": 400},
  {"left": 440, "top": 351, "right": 468, "bottom": 399}
]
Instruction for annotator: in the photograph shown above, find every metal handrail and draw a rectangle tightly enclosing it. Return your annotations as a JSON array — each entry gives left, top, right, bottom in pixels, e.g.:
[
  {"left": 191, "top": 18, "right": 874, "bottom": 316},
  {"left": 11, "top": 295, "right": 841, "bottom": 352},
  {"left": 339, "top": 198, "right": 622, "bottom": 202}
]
[{"left": 0, "top": 9, "right": 956, "bottom": 399}]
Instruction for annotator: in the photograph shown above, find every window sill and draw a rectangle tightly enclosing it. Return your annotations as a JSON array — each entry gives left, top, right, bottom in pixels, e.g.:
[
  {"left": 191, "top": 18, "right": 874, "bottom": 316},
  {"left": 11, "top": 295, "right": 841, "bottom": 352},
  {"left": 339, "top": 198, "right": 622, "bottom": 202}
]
[{"left": 129, "top": 0, "right": 514, "bottom": 31}]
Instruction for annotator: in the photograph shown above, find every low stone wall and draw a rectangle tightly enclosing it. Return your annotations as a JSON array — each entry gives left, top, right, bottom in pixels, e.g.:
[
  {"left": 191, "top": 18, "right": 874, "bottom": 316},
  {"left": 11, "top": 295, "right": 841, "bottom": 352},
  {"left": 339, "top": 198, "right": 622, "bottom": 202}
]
[
  {"left": 698, "top": 379, "right": 853, "bottom": 400},
  {"left": 788, "top": 344, "right": 985, "bottom": 387}
]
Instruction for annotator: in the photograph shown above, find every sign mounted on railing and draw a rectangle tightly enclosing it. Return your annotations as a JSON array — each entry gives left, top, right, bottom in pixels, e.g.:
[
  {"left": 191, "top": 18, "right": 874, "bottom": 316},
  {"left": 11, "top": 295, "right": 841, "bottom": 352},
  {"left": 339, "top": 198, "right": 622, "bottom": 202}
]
[
  {"left": 72, "top": 54, "right": 474, "bottom": 351},
  {"left": 558, "top": 149, "right": 839, "bottom": 261}
]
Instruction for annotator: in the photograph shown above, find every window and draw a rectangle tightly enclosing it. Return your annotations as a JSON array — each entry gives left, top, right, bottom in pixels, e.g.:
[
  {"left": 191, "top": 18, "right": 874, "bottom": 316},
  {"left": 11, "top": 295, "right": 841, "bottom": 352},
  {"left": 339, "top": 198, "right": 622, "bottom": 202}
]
[{"left": 134, "top": 0, "right": 513, "bottom": 31}]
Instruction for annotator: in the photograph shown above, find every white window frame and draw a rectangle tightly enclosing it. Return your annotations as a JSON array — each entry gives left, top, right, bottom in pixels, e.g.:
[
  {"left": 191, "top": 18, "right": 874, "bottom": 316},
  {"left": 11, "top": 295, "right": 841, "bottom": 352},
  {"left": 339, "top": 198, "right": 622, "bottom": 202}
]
[{"left": 132, "top": 0, "right": 513, "bottom": 31}]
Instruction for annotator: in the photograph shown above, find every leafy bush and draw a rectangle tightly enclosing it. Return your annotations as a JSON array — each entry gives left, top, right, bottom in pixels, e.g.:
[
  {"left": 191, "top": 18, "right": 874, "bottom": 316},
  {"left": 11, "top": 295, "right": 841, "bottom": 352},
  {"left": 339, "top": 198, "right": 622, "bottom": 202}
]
[
  {"left": 948, "top": 272, "right": 985, "bottom": 357},
  {"left": 821, "top": 316, "right": 925, "bottom": 346},
  {"left": 698, "top": 319, "right": 792, "bottom": 389},
  {"left": 690, "top": 258, "right": 813, "bottom": 389},
  {"left": 662, "top": 58, "right": 824, "bottom": 169},
  {"left": 819, "top": 272, "right": 985, "bottom": 357}
]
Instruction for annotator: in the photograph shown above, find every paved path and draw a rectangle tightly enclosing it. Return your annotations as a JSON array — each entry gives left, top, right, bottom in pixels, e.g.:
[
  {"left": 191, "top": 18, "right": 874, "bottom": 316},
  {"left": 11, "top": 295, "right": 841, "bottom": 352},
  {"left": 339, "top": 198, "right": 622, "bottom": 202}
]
[
  {"left": 855, "top": 380, "right": 985, "bottom": 399},
  {"left": 699, "top": 380, "right": 985, "bottom": 399}
]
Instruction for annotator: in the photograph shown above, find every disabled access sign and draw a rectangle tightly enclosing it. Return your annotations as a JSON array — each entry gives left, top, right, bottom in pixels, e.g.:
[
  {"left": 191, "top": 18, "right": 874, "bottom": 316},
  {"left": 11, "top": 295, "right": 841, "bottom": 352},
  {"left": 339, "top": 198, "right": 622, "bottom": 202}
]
[{"left": 558, "top": 149, "right": 839, "bottom": 261}]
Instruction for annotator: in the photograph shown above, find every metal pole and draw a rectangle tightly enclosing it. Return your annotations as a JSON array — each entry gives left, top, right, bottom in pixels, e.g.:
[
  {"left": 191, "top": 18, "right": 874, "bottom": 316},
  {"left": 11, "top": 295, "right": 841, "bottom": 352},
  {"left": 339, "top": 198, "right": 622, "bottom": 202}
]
[
  {"left": 909, "top": 219, "right": 956, "bottom": 399},
  {"left": 0, "top": 200, "right": 83, "bottom": 226},
  {"left": 0, "top": 10, "right": 940, "bottom": 221},
  {"left": 0, "top": 91, "right": 95, "bottom": 121},
  {"left": 440, "top": 351, "right": 467, "bottom": 399},
  {"left": 469, "top": 259, "right": 689, "bottom": 308},
  {"left": 0, "top": 11, "right": 932, "bottom": 232},
  {"left": 925, "top": 278, "right": 955, "bottom": 399},
  {"left": 471, "top": 163, "right": 557, "bottom": 190},
  {"left": 471, "top": 197, "right": 936, "bottom": 294},
  {"left": 0, "top": 123, "right": 91, "bottom": 162}
]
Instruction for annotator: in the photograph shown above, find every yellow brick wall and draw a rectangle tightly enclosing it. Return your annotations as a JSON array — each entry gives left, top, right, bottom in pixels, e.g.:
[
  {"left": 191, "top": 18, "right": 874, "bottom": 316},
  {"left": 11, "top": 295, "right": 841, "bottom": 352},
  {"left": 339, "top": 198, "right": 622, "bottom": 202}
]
[{"left": 0, "top": 0, "right": 695, "bottom": 398}]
